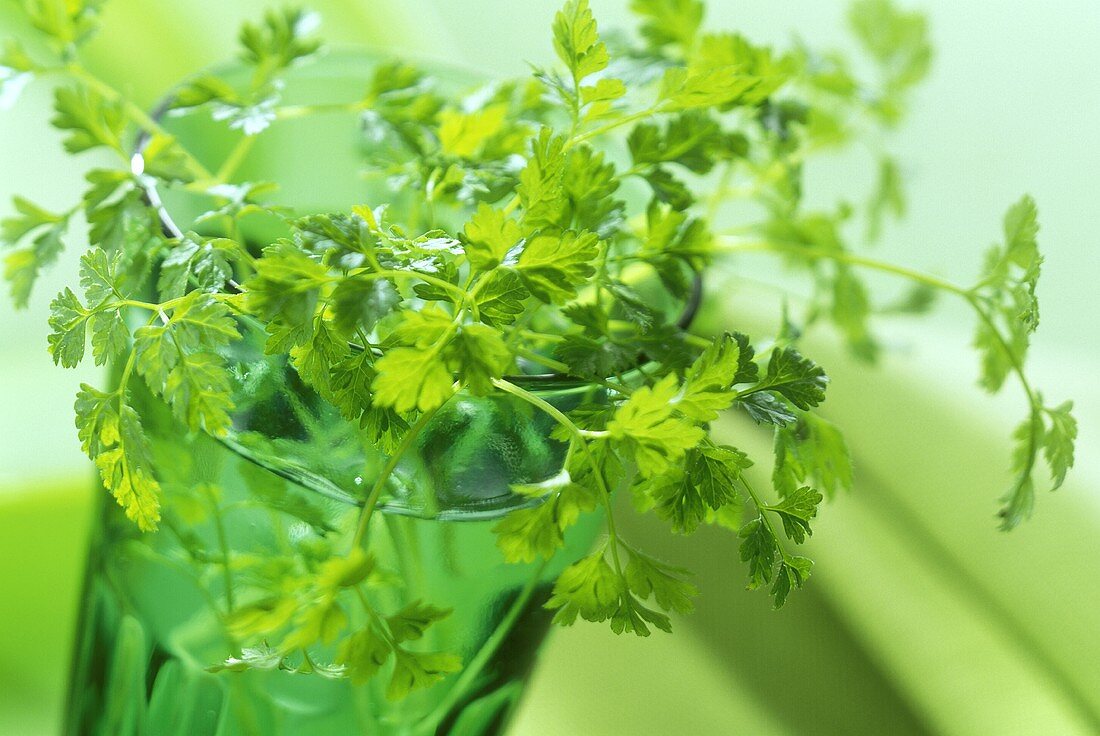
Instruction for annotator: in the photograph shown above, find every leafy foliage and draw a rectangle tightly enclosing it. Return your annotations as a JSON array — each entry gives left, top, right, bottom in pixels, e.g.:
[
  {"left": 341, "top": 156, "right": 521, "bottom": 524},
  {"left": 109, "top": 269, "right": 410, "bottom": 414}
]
[
  {"left": 2, "top": 197, "right": 72, "bottom": 307},
  {"left": 3, "top": 0, "right": 1075, "bottom": 700}
]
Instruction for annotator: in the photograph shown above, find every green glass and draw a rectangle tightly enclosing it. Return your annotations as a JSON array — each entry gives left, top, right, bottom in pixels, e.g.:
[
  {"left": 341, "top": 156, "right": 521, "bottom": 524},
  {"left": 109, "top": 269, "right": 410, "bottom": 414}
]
[{"left": 64, "top": 54, "right": 604, "bottom": 736}]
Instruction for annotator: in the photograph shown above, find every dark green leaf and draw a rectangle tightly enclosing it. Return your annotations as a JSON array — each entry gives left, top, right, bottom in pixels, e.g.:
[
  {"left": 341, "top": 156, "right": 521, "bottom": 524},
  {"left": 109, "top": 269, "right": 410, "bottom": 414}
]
[
  {"left": 765, "top": 486, "right": 823, "bottom": 544},
  {"left": 771, "top": 556, "right": 812, "bottom": 609},
  {"left": 331, "top": 277, "right": 401, "bottom": 338},
  {"left": 738, "top": 518, "right": 777, "bottom": 590},
  {"left": 158, "top": 234, "right": 235, "bottom": 301},
  {"left": 757, "top": 348, "right": 828, "bottom": 410}
]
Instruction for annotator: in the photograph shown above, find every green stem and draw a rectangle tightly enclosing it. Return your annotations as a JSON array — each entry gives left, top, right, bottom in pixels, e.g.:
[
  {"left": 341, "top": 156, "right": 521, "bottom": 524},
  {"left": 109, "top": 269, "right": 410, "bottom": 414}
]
[
  {"left": 413, "top": 559, "right": 551, "bottom": 736},
  {"left": 719, "top": 234, "right": 1045, "bottom": 519},
  {"left": 712, "top": 237, "right": 971, "bottom": 298},
  {"left": 275, "top": 101, "right": 368, "bottom": 120},
  {"left": 569, "top": 105, "right": 664, "bottom": 149},
  {"left": 350, "top": 405, "right": 444, "bottom": 551},
  {"left": 501, "top": 194, "right": 521, "bottom": 217},
  {"left": 739, "top": 475, "right": 792, "bottom": 562},
  {"left": 206, "top": 489, "right": 235, "bottom": 612},
  {"left": 516, "top": 328, "right": 564, "bottom": 344},
  {"left": 514, "top": 346, "right": 570, "bottom": 374},
  {"left": 491, "top": 378, "right": 624, "bottom": 574},
  {"left": 715, "top": 235, "right": 1042, "bottom": 421},
  {"left": 215, "top": 135, "right": 257, "bottom": 185},
  {"left": 966, "top": 294, "right": 1043, "bottom": 497}
]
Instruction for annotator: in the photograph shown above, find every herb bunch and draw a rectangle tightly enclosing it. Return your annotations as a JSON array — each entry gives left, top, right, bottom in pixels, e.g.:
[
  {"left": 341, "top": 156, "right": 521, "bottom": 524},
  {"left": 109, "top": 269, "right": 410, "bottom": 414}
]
[{"left": 1, "top": 0, "right": 1077, "bottom": 697}]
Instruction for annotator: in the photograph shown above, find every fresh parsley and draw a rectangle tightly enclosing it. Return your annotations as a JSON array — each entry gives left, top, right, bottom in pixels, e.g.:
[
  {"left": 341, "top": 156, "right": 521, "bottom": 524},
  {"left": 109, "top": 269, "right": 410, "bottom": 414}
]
[{"left": 3, "top": 0, "right": 1076, "bottom": 700}]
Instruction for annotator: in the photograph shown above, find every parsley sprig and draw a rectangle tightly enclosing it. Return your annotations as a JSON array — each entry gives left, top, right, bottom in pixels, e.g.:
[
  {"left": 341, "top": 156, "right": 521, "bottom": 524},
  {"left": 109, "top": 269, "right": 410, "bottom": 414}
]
[{"left": 2, "top": 0, "right": 1076, "bottom": 702}]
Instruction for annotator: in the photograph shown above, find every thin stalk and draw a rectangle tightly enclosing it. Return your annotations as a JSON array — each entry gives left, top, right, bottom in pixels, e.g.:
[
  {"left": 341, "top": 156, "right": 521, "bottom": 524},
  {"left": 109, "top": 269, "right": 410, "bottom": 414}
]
[
  {"left": 206, "top": 490, "right": 236, "bottom": 612},
  {"left": 569, "top": 105, "right": 664, "bottom": 149},
  {"left": 350, "top": 405, "right": 444, "bottom": 551},
  {"left": 215, "top": 135, "right": 257, "bottom": 185},
  {"left": 966, "top": 294, "right": 1043, "bottom": 494},
  {"left": 491, "top": 378, "right": 624, "bottom": 574},
  {"left": 712, "top": 237, "right": 971, "bottom": 298},
  {"left": 716, "top": 234, "right": 1044, "bottom": 516},
  {"left": 413, "top": 559, "right": 551, "bottom": 736},
  {"left": 275, "top": 101, "right": 367, "bottom": 120},
  {"left": 514, "top": 346, "right": 570, "bottom": 374},
  {"left": 739, "top": 476, "right": 795, "bottom": 566}
]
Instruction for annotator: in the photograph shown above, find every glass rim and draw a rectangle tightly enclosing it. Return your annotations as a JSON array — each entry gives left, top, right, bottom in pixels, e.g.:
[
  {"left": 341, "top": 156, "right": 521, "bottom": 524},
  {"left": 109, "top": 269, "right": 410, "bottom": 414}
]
[{"left": 132, "top": 50, "right": 704, "bottom": 387}]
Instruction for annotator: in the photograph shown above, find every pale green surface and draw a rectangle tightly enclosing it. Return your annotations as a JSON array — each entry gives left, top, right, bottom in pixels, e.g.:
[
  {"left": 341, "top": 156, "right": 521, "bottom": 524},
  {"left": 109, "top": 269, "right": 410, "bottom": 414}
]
[{"left": 1, "top": 1, "right": 1098, "bottom": 734}]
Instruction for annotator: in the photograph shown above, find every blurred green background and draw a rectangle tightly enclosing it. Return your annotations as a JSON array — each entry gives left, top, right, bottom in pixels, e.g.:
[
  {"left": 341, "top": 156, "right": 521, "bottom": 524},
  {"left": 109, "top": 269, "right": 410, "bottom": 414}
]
[{"left": 1, "top": 1, "right": 1097, "bottom": 734}]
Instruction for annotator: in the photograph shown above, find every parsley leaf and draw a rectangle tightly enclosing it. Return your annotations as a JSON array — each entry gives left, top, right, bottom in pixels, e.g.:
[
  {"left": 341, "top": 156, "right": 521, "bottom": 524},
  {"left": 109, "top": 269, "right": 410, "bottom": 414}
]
[
  {"left": 473, "top": 269, "right": 527, "bottom": 328},
  {"left": 608, "top": 373, "right": 705, "bottom": 477},
  {"left": 386, "top": 650, "right": 463, "bottom": 701},
  {"left": 765, "top": 486, "right": 823, "bottom": 544},
  {"left": 51, "top": 86, "right": 126, "bottom": 154},
  {"left": 516, "top": 229, "right": 600, "bottom": 303},
  {"left": 133, "top": 293, "right": 238, "bottom": 435},
  {"left": 371, "top": 347, "right": 455, "bottom": 414},
  {"left": 749, "top": 348, "right": 829, "bottom": 410},
  {"left": 463, "top": 203, "right": 522, "bottom": 271},
  {"left": 438, "top": 104, "right": 508, "bottom": 159},
  {"left": 47, "top": 288, "right": 90, "bottom": 368},
  {"left": 330, "top": 277, "right": 402, "bottom": 338},
  {"left": 239, "top": 8, "right": 321, "bottom": 73},
  {"left": 158, "top": 234, "right": 235, "bottom": 300},
  {"left": 552, "top": 0, "right": 610, "bottom": 83},
  {"left": 1043, "top": 401, "right": 1077, "bottom": 490},
  {"left": 447, "top": 323, "right": 513, "bottom": 395},
  {"left": 21, "top": 0, "right": 105, "bottom": 46},
  {"left": 2, "top": 197, "right": 71, "bottom": 307},
  {"left": 678, "top": 333, "right": 743, "bottom": 421},
  {"left": 545, "top": 549, "right": 625, "bottom": 626},
  {"left": 649, "top": 443, "right": 751, "bottom": 533},
  {"left": 771, "top": 556, "right": 813, "bottom": 609},
  {"left": 76, "top": 386, "right": 162, "bottom": 532},
  {"left": 517, "top": 130, "right": 568, "bottom": 231},
  {"left": 336, "top": 627, "right": 391, "bottom": 685},
  {"left": 624, "top": 547, "right": 696, "bottom": 618},
  {"left": 973, "top": 196, "right": 1042, "bottom": 392},
  {"left": 494, "top": 472, "right": 598, "bottom": 563}
]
